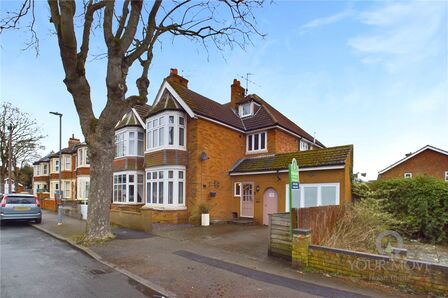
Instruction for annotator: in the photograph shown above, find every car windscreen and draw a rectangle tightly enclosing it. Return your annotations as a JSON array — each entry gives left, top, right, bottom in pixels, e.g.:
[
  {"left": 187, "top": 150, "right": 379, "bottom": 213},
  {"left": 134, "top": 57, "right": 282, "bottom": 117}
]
[{"left": 6, "top": 197, "right": 36, "bottom": 204}]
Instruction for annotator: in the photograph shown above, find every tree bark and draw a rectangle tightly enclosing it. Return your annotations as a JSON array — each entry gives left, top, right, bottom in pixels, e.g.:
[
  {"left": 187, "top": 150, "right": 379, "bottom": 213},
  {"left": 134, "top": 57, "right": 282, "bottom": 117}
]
[{"left": 85, "top": 131, "right": 115, "bottom": 241}]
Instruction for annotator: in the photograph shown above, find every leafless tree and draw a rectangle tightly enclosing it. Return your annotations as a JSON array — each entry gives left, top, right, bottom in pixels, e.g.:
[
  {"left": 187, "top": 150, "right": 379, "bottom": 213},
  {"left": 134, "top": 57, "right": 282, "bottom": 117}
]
[
  {"left": 1, "top": 0, "right": 265, "bottom": 242},
  {"left": 0, "top": 102, "right": 45, "bottom": 193}
]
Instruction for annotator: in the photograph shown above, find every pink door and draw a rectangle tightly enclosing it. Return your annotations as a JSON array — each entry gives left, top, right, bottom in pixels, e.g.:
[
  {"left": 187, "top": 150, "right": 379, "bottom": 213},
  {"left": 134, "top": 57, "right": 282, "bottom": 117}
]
[
  {"left": 241, "top": 183, "right": 254, "bottom": 218},
  {"left": 263, "top": 188, "right": 278, "bottom": 225}
]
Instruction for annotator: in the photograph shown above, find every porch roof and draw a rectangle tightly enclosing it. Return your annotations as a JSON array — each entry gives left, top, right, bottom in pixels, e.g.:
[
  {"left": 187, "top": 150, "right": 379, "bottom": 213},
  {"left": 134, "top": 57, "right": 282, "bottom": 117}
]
[{"left": 229, "top": 145, "right": 352, "bottom": 174}]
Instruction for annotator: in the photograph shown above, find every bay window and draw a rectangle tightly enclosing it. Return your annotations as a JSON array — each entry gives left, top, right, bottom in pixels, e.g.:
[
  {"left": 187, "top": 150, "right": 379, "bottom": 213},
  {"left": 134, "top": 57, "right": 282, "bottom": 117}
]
[
  {"left": 146, "top": 111, "right": 186, "bottom": 151},
  {"left": 146, "top": 166, "right": 186, "bottom": 208},
  {"left": 63, "top": 155, "right": 71, "bottom": 171},
  {"left": 115, "top": 129, "right": 144, "bottom": 158},
  {"left": 77, "top": 177, "right": 90, "bottom": 200},
  {"left": 78, "top": 147, "right": 90, "bottom": 167},
  {"left": 247, "top": 131, "right": 267, "bottom": 153},
  {"left": 42, "top": 163, "right": 48, "bottom": 175},
  {"left": 113, "top": 172, "right": 144, "bottom": 204},
  {"left": 63, "top": 181, "right": 71, "bottom": 199}
]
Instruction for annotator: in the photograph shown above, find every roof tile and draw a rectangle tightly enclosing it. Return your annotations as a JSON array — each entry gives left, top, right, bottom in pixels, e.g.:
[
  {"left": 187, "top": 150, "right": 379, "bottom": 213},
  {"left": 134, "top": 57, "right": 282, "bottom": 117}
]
[{"left": 230, "top": 145, "right": 352, "bottom": 173}]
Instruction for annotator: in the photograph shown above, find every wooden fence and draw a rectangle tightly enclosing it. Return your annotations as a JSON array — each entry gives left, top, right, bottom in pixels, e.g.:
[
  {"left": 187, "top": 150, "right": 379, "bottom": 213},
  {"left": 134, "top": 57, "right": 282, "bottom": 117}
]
[
  {"left": 293, "top": 205, "right": 344, "bottom": 244},
  {"left": 268, "top": 213, "right": 292, "bottom": 260},
  {"left": 269, "top": 205, "right": 344, "bottom": 259}
]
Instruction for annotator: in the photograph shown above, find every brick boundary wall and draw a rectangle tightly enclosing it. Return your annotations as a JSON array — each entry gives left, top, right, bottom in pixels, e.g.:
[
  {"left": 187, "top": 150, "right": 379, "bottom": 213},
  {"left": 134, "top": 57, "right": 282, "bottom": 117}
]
[{"left": 291, "top": 229, "right": 448, "bottom": 295}]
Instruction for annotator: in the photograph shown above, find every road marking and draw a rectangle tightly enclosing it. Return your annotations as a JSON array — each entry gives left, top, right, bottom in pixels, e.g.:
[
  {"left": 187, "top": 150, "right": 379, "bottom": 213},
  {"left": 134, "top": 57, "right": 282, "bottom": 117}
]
[{"left": 173, "top": 250, "right": 369, "bottom": 298}]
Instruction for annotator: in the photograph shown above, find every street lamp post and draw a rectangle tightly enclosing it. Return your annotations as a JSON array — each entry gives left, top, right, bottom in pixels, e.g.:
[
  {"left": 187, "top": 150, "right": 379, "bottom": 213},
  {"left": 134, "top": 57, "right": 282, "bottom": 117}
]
[
  {"left": 50, "top": 111, "right": 63, "bottom": 225},
  {"left": 7, "top": 124, "right": 13, "bottom": 194}
]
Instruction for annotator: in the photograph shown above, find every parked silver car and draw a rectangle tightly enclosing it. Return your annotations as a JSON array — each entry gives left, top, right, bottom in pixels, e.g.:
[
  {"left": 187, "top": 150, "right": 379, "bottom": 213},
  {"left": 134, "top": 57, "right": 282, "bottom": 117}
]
[{"left": 0, "top": 194, "right": 42, "bottom": 224}]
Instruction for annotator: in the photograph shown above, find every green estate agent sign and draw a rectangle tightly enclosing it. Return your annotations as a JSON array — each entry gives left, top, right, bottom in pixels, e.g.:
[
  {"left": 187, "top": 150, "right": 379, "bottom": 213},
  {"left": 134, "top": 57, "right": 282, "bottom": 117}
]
[{"left": 289, "top": 158, "right": 300, "bottom": 239}]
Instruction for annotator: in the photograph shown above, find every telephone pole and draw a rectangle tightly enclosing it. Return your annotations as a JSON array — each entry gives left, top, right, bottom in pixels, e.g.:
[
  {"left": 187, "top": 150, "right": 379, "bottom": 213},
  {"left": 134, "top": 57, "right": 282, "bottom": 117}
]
[
  {"left": 7, "top": 124, "right": 13, "bottom": 194},
  {"left": 50, "top": 111, "right": 63, "bottom": 225}
]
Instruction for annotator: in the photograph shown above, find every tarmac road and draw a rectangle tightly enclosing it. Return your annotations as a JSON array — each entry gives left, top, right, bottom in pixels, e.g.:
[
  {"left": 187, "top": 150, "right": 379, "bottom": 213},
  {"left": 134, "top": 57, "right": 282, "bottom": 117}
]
[{"left": 0, "top": 222, "right": 161, "bottom": 298}]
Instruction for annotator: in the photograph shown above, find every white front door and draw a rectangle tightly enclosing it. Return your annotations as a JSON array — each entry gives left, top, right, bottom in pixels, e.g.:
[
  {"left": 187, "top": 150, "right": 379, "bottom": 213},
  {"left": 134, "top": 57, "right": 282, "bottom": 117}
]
[{"left": 240, "top": 183, "right": 254, "bottom": 218}]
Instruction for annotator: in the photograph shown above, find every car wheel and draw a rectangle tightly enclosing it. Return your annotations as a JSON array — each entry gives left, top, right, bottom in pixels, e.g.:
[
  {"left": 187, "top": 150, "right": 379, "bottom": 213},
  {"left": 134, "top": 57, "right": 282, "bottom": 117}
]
[{"left": 35, "top": 218, "right": 42, "bottom": 224}]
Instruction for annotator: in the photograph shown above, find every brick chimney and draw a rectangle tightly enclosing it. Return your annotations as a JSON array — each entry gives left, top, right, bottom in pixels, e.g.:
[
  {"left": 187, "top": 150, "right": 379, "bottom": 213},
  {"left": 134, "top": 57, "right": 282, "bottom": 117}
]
[
  {"left": 166, "top": 68, "right": 188, "bottom": 88},
  {"left": 68, "top": 134, "right": 80, "bottom": 147},
  {"left": 230, "top": 79, "right": 245, "bottom": 109}
]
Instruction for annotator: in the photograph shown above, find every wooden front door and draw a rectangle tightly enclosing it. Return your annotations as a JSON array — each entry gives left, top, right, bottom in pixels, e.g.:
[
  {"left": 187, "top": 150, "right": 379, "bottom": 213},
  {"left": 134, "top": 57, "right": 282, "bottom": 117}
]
[
  {"left": 263, "top": 188, "right": 278, "bottom": 225},
  {"left": 240, "top": 183, "right": 254, "bottom": 218}
]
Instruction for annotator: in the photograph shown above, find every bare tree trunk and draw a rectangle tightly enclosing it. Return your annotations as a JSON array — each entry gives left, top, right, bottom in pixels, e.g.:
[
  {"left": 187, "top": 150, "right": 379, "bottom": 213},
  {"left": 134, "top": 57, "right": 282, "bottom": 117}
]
[{"left": 85, "top": 129, "right": 115, "bottom": 241}]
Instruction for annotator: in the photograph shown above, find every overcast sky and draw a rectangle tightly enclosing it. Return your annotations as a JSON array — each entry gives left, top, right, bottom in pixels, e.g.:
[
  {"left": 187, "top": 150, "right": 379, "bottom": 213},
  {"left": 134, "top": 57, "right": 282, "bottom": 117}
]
[{"left": 1, "top": 0, "right": 447, "bottom": 179}]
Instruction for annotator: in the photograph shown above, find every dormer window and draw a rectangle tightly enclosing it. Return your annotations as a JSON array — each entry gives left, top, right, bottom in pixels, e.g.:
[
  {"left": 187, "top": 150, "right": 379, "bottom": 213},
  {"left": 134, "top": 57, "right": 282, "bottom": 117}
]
[
  {"left": 239, "top": 102, "right": 253, "bottom": 117},
  {"left": 300, "top": 140, "right": 309, "bottom": 151}
]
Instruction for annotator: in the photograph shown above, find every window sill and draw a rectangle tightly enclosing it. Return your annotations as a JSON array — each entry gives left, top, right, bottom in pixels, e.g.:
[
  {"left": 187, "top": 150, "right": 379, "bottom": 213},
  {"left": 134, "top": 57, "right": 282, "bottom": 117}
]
[
  {"left": 246, "top": 149, "right": 268, "bottom": 155},
  {"left": 112, "top": 202, "right": 145, "bottom": 205},
  {"left": 144, "top": 146, "right": 186, "bottom": 154},
  {"left": 142, "top": 205, "right": 187, "bottom": 211},
  {"left": 114, "top": 155, "right": 144, "bottom": 160}
]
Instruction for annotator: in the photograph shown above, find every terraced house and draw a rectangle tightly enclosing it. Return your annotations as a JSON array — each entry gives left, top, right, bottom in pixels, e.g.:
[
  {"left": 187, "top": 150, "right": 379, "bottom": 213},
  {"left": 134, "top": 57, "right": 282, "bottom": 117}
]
[
  {"left": 111, "top": 69, "right": 353, "bottom": 230},
  {"left": 33, "top": 135, "right": 91, "bottom": 203}
]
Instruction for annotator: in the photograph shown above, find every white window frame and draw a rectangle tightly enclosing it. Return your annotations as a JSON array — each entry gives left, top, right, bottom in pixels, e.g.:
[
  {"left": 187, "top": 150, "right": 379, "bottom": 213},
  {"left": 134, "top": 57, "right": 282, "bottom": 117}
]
[
  {"left": 42, "top": 163, "right": 48, "bottom": 175},
  {"left": 285, "top": 183, "right": 340, "bottom": 208},
  {"left": 50, "top": 181, "right": 59, "bottom": 199},
  {"left": 239, "top": 102, "right": 253, "bottom": 117},
  {"left": 404, "top": 172, "right": 412, "bottom": 179},
  {"left": 77, "top": 147, "right": 90, "bottom": 167},
  {"left": 445, "top": 171, "right": 448, "bottom": 182},
  {"left": 114, "top": 127, "right": 145, "bottom": 158},
  {"left": 35, "top": 165, "right": 41, "bottom": 176},
  {"left": 300, "top": 140, "right": 309, "bottom": 151},
  {"left": 63, "top": 155, "right": 71, "bottom": 171},
  {"left": 246, "top": 131, "right": 267, "bottom": 154},
  {"left": 145, "top": 166, "right": 186, "bottom": 209},
  {"left": 62, "top": 180, "right": 71, "bottom": 199},
  {"left": 77, "top": 176, "right": 90, "bottom": 200},
  {"left": 234, "top": 182, "right": 241, "bottom": 197},
  {"left": 113, "top": 171, "right": 144, "bottom": 204},
  {"left": 145, "top": 111, "right": 186, "bottom": 152},
  {"left": 51, "top": 159, "right": 60, "bottom": 173}
]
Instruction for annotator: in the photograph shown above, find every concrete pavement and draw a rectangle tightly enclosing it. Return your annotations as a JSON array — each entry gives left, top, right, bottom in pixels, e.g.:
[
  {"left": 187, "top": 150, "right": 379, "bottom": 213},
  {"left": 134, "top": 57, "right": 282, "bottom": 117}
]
[
  {"left": 32, "top": 210, "right": 415, "bottom": 297},
  {"left": 0, "top": 222, "right": 161, "bottom": 298}
]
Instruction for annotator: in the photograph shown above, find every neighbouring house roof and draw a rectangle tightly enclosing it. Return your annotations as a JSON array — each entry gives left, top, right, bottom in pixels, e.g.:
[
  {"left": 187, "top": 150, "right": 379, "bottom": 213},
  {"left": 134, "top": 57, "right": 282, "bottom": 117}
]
[
  {"left": 229, "top": 145, "right": 352, "bottom": 174},
  {"left": 147, "top": 89, "right": 184, "bottom": 117},
  {"left": 378, "top": 145, "right": 448, "bottom": 174},
  {"left": 49, "top": 142, "right": 89, "bottom": 159},
  {"left": 33, "top": 152, "right": 53, "bottom": 165},
  {"left": 116, "top": 104, "right": 150, "bottom": 130}
]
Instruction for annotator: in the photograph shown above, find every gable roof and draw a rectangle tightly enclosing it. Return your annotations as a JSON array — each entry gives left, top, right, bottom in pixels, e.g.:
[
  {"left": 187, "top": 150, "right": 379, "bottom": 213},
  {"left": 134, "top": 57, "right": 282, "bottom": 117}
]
[
  {"left": 115, "top": 104, "right": 150, "bottom": 130},
  {"left": 378, "top": 145, "right": 448, "bottom": 174},
  {"left": 230, "top": 145, "right": 352, "bottom": 174},
  {"left": 149, "top": 80, "right": 323, "bottom": 147},
  {"left": 168, "top": 81, "right": 245, "bottom": 130},
  {"left": 242, "top": 94, "right": 324, "bottom": 147}
]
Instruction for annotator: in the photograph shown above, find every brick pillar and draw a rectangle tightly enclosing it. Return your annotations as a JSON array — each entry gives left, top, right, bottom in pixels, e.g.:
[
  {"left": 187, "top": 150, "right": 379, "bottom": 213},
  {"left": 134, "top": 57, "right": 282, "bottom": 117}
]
[{"left": 292, "top": 228, "right": 312, "bottom": 269}]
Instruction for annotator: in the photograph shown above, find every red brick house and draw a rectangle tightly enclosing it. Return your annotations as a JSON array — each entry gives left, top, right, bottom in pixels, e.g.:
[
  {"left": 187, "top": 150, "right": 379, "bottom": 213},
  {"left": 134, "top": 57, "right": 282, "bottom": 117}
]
[
  {"left": 378, "top": 145, "right": 448, "bottom": 181},
  {"left": 33, "top": 135, "right": 91, "bottom": 202},
  {"left": 111, "top": 69, "right": 353, "bottom": 229}
]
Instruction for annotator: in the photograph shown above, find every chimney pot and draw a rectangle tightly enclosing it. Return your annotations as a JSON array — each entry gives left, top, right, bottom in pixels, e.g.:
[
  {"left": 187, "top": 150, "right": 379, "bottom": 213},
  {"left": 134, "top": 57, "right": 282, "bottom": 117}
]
[{"left": 166, "top": 68, "right": 188, "bottom": 87}]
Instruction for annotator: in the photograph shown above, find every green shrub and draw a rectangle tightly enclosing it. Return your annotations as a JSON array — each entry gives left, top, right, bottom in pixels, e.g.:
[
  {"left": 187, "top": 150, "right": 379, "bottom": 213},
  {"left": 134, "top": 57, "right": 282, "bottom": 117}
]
[
  {"left": 370, "top": 176, "right": 448, "bottom": 244},
  {"left": 322, "top": 197, "right": 399, "bottom": 252}
]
